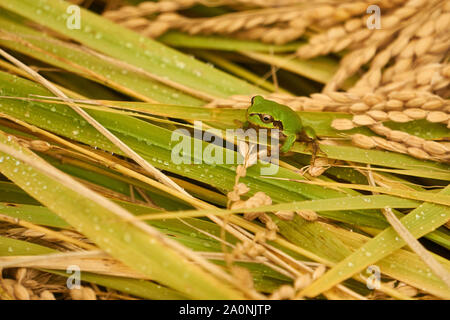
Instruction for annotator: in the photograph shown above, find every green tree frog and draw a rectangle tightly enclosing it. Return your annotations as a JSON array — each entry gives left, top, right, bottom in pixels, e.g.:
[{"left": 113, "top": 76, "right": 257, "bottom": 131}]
[{"left": 245, "top": 95, "right": 320, "bottom": 157}]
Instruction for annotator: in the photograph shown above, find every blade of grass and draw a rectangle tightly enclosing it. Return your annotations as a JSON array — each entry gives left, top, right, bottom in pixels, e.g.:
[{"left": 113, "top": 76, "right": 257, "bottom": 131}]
[
  {"left": 158, "top": 31, "right": 302, "bottom": 52},
  {"left": 300, "top": 185, "right": 450, "bottom": 298},
  {"left": 193, "top": 50, "right": 288, "bottom": 93},
  {"left": 260, "top": 177, "right": 450, "bottom": 207},
  {"left": 241, "top": 51, "right": 357, "bottom": 89},
  {"left": 0, "top": 202, "right": 69, "bottom": 228},
  {"left": 135, "top": 194, "right": 420, "bottom": 220}
]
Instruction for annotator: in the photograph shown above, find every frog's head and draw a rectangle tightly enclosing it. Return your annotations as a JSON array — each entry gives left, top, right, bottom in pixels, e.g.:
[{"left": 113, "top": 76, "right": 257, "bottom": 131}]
[{"left": 246, "top": 95, "right": 276, "bottom": 129}]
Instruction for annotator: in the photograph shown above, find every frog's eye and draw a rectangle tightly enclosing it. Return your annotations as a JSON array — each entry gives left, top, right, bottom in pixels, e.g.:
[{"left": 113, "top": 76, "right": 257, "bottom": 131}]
[{"left": 260, "top": 114, "right": 273, "bottom": 123}]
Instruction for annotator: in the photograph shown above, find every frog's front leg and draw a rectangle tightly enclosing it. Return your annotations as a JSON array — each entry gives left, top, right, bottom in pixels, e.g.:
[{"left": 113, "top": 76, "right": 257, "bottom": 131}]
[
  {"left": 301, "top": 126, "right": 325, "bottom": 164},
  {"left": 310, "top": 140, "right": 319, "bottom": 164},
  {"left": 280, "top": 133, "right": 296, "bottom": 153},
  {"left": 303, "top": 126, "right": 316, "bottom": 141},
  {"left": 307, "top": 136, "right": 327, "bottom": 165}
]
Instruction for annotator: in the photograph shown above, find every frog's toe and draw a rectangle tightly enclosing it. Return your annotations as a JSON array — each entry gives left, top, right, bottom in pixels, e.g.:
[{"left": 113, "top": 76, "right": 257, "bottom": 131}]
[
  {"left": 280, "top": 145, "right": 290, "bottom": 153},
  {"left": 279, "top": 134, "right": 296, "bottom": 153},
  {"left": 303, "top": 126, "right": 317, "bottom": 141}
]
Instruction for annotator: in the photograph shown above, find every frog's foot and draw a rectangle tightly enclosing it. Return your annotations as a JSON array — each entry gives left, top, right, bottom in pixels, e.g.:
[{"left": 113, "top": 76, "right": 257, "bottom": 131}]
[
  {"left": 302, "top": 126, "right": 317, "bottom": 141},
  {"left": 295, "top": 165, "right": 311, "bottom": 176},
  {"left": 279, "top": 134, "right": 296, "bottom": 153},
  {"left": 308, "top": 141, "right": 319, "bottom": 165},
  {"left": 307, "top": 140, "right": 327, "bottom": 165},
  {"left": 308, "top": 157, "right": 332, "bottom": 177},
  {"left": 316, "top": 142, "right": 327, "bottom": 158},
  {"left": 295, "top": 157, "right": 331, "bottom": 177}
]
